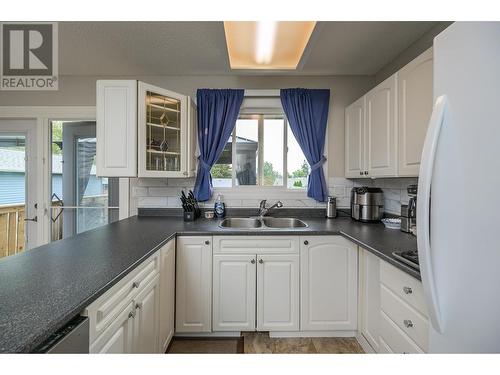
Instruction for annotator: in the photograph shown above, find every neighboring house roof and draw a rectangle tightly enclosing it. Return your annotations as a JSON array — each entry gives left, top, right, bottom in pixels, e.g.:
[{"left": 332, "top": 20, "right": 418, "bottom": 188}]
[
  {"left": 0, "top": 149, "right": 96, "bottom": 175},
  {"left": 228, "top": 136, "right": 258, "bottom": 144}
]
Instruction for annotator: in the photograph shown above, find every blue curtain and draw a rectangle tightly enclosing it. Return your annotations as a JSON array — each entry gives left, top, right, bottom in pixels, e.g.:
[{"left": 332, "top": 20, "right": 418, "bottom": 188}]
[
  {"left": 280, "top": 88, "right": 330, "bottom": 202},
  {"left": 193, "top": 89, "right": 244, "bottom": 201}
]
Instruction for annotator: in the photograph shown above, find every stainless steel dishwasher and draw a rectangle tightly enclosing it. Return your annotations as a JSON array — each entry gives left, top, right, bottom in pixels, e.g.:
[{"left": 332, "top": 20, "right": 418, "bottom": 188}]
[{"left": 34, "top": 316, "right": 89, "bottom": 353}]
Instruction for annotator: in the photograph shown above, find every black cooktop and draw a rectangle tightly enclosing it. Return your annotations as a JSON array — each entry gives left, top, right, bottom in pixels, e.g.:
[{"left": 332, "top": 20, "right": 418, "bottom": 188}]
[{"left": 392, "top": 250, "right": 419, "bottom": 270}]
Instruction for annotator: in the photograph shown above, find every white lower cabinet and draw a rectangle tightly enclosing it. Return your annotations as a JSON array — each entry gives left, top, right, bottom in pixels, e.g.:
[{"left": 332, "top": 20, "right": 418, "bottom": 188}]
[
  {"left": 212, "top": 236, "right": 299, "bottom": 333},
  {"left": 132, "top": 274, "right": 160, "bottom": 353},
  {"left": 90, "top": 302, "right": 134, "bottom": 353},
  {"left": 257, "top": 254, "right": 300, "bottom": 331},
  {"left": 159, "top": 240, "right": 175, "bottom": 352},
  {"left": 176, "top": 236, "right": 212, "bottom": 333},
  {"left": 300, "top": 236, "right": 358, "bottom": 331},
  {"left": 89, "top": 274, "right": 160, "bottom": 354},
  {"left": 86, "top": 240, "right": 176, "bottom": 354},
  {"left": 213, "top": 254, "right": 256, "bottom": 331},
  {"left": 357, "top": 247, "right": 429, "bottom": 353},
  {"left": 359, "top": 248, "right": 381, "bottom": 352}
]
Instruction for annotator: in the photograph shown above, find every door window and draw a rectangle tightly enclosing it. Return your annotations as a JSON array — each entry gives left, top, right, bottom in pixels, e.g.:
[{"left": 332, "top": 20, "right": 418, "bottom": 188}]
[
  {"left": 50, "top": 121, "right": 120, "bottom": 241},
  {"left": 0, "top": 119, "right": 37, "bottom": 258}
]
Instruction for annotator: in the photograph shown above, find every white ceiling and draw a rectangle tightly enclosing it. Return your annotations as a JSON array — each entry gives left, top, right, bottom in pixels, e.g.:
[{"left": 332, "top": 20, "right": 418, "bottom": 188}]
[{"left": 59, "top": 21, "right": 439, "bottom": 76}]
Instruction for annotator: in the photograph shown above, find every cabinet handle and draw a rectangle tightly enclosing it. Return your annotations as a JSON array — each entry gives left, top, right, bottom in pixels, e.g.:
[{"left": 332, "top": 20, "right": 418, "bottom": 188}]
[
  {"left": 251, "top": 259, "right": 255, "bottom": 264},
  {"left": 183, "top": 172, "right": 188, "bottom": 176},
  {"left": 128, "top": 311, "right": 136, "bottom": 319},
  {"left": 205, "top": 240, "right": 210, "bottom": 245},
  {"left": 403, "top": 319, "right": 414, "bottom": 328},
  {"left": 364, "top": 171, "right": 368, "bottom": 175},
  {"left": 403, "top": 286, "right": 413, "bottom": 294},
  {"left": 258, "top": 259, "right": 264, "bottom": 264},
  {"left": 132, "top": 281, "right": 141, "bottom": 289},
  {"left": 135, "top": 302, "right": 143, "bottom": 310},
  {"left": 304, "top": 240, "right": 309, "bottom": 245},
  {"left": 359, "top": 171, "right": 363, "bottom": 176}
]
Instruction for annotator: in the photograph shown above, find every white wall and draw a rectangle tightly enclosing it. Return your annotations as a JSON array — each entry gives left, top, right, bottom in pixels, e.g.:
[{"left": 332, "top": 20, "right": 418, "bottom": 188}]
[
  {"left": 0, "top": 74, "right": 374, "bottom": 211},
  {"left": 0, "top": 74, "right": 373, "bottom": 179}
]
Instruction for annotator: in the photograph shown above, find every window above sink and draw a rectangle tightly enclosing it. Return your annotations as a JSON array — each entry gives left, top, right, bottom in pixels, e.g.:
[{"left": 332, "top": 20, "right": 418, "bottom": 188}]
[{"left": 211, "top": 94, "right": 314, "bottom": 192}]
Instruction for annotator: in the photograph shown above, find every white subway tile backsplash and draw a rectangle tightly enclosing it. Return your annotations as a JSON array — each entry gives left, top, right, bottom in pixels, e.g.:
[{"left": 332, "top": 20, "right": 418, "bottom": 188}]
[
  {"left": 167, "top": 178, "right": 196, "bottom": 187},
  {"left": 137, "top": 197, "right": 168, "bottom": 208},
  {"left": 241, "top": 199, "right": 261, "bottom": 207},
  {"left": 148, "top": 187, "right": 183, "bottom": 197},
  {"left": 336, "top": 197, "right": 350, "bottom": 208},
  {"left": 132, "top": 175, "right": 416, "bottom": 213},
  {"left": 132, "top": 187, "right": 149, "bottom": 197},
  {"left": 384, "top": 188, "right": 401, "bottom": 201},
  {"left": 136, "top": 178, "right": 168, "bottom": 187},
  {"left": 167, "top": 196, "right": 182, "bottom": 208}
]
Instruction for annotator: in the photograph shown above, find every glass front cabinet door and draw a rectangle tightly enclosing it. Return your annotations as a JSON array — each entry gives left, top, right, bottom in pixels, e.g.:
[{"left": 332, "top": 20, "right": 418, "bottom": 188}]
[{"left": 138, "top": 82, "right": 197, "bottom": 178}]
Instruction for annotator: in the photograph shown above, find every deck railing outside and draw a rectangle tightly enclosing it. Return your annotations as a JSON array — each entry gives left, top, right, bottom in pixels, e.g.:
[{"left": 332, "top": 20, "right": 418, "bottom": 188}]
[
  {"left": 0, "top": 201, "right": 63, "bottom": 260},
  {"left": 0, "top": 203, "right": 26, "bottom": 258}
]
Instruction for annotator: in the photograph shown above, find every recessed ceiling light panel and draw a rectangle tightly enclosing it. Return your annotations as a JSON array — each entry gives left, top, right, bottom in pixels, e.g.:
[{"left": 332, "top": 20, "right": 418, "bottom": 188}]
[{"left": 224, "top": 21, "right": 316, "bottom": 70}]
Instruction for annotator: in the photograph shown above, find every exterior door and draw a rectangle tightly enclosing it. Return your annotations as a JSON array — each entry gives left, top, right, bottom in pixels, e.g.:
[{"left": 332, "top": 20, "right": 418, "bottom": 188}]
[
  {"left": 213, "top": 254, "right": 256, "bottom": 331},
  {"left": 50, "top": 120, "right": 121, "bottom": 242},
  {"left": 0, "top": 119, "right": 38, "bottom": 258},
  {"left": 257, "top": 254, "right": 299, "bottom": 332}
]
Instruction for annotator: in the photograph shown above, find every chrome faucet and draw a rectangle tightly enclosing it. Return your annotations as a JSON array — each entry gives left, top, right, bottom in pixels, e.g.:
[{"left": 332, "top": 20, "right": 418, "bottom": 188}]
[{"left": 259, "top": 200, "right": 283, "bottom": 217}]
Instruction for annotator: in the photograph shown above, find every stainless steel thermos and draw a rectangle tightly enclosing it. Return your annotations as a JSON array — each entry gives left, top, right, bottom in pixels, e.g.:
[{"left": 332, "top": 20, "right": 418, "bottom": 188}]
[{"left": 326, "top": 196, "right": 337, "bottom": 218}]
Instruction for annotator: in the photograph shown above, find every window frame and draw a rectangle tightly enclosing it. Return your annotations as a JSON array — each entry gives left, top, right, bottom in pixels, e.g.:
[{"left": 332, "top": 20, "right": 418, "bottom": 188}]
[{"left": 212, "top": 106, "right": 311, "bottom": 193}]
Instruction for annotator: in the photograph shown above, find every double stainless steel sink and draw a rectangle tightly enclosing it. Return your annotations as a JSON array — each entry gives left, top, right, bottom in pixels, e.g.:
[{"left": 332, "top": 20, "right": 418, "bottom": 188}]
[{"left": 219, "top": 217, "right": 308, "bottom": 229}]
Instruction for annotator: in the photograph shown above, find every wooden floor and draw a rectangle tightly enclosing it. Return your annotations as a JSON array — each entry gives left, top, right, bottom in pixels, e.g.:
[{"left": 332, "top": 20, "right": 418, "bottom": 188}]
[{"left": 167, "top": 333, "right": 364, "bottom": 354}]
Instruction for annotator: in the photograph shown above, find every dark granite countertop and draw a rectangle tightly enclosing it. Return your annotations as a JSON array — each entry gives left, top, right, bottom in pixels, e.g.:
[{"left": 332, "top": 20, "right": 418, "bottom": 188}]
[{"left": 0, "top": 214, "right": 417, "bottom": 353}]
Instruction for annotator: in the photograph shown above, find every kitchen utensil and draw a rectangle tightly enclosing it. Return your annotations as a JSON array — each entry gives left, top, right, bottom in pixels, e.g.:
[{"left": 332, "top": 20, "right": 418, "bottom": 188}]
[{"left": 381, "top": 218, "right": 401, "bottom": 229}]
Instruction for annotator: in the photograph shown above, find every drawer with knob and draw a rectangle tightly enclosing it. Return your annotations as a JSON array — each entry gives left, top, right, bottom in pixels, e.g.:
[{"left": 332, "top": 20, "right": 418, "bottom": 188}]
[
  {"left": 213, "top": 236, "right": 299, "bottom": 254},
  {"left": 380, "top": 283, "right": 428, "bottom": 351},
  {"left": 379, "top": 310, "right": 424, "bottom": 354},
  {"left": 380, "top": 260, "right": 427, "bottom": 316},
  {"left": 84, "top": 251, "right": 160, "bottom": 343}
]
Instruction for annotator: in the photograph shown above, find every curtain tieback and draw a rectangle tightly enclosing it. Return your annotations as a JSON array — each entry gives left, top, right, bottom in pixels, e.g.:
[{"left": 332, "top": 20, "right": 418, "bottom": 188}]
[
  {"left": 310, "top": 156, "right": 326, "bottom": 171},
  {"left": 198, "top": 157, "right": 212, "bottom": 171}
]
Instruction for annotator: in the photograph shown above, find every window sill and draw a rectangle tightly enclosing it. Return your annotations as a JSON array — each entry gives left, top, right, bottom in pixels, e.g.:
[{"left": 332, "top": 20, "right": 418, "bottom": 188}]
[{"left": 212, "top": 186, "right": 309, "bottom": 199}]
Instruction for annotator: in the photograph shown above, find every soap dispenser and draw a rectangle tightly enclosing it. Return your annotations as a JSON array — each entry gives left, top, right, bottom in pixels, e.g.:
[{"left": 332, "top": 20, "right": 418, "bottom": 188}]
[{"left": 214, "top": 194, "right": 226, "bottom": 218}]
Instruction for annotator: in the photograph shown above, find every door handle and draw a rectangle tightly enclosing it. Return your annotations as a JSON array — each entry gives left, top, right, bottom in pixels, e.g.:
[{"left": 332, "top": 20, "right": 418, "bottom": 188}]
[
  {"left": 24, "top": 216, "right": 37, "bottom": 222},
  {"left": 417, "top": 95, "right": 448, "bottom": 334}
]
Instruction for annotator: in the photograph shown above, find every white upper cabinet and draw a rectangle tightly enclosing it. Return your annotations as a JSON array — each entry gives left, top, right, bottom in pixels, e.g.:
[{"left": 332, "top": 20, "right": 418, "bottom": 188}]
[
  {"left": 398, "top": 48, "right": 433, "bottom": 176},
  {"left": 344, "top": 48, "right": 433, "bottom": 179},
  {"left": 138, "top": 82, "right": 197, "bottom": 178},
  {"left": 96, "top": 80, "right": 196, "bottom": 178},
  {"left": 96, "top": 80, "right": 137, "bottom": 177},
  {"left": 366, "top": 74, "right": 398, "bottom": 178},
  {"left": 345, "top": 96, "right": 366, "bottom": 178},
  {"left": 300, "top": 236, "right": 358, "bottom": 331}
]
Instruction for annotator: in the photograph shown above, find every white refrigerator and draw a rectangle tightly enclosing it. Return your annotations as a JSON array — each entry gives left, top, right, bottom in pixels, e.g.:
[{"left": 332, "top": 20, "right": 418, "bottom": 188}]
[{"left": 417, "top": 22, "right": 500, "bottom": 353}]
